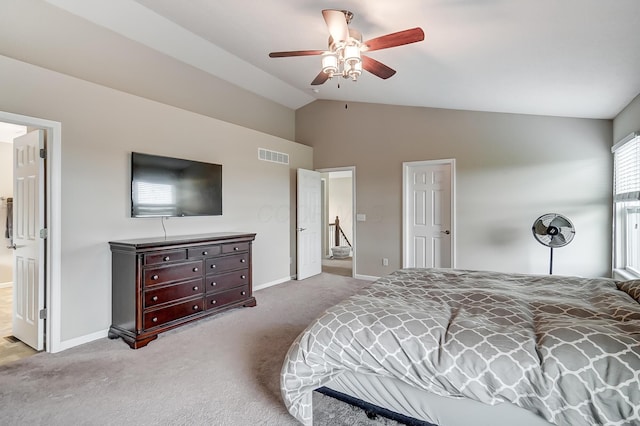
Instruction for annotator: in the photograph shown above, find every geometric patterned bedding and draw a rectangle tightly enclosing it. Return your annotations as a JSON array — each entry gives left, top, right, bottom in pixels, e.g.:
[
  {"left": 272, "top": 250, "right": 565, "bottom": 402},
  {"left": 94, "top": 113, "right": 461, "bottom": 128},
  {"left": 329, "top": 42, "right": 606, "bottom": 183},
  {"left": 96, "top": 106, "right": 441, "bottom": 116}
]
[{"left": 281, "top": 268, "right": 640, "bottom": 425}]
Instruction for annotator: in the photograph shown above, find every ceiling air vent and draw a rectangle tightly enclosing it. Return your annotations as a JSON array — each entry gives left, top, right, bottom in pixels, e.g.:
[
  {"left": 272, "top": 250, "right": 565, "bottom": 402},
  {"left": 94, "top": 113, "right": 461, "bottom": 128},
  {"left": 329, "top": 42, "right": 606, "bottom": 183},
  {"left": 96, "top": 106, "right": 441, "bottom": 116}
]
[{"left": 258, "top": 148, "right": 289, "bottom": 165}]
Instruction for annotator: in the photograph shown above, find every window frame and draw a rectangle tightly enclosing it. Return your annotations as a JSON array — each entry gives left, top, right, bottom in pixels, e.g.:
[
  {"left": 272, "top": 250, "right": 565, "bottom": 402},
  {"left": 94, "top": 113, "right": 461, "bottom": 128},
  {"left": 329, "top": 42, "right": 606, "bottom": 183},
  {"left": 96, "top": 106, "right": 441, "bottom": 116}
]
[{"left": 612, "top": 131, "right": 640, "bottom": 278}]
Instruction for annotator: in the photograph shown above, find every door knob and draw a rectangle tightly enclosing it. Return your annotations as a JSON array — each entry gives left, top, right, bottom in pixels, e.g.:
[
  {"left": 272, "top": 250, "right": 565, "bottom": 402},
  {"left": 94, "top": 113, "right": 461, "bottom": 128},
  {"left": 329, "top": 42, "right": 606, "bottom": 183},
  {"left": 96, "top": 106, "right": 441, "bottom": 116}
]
[
  {"left": 7, "top": 244, "right": 16, "bottom": 250},
  {"left": 441, "top": 230, "right": 450, "bottom": 235},
  {"left": 297, "top": 227, "right": 306, "bottom": 232}
]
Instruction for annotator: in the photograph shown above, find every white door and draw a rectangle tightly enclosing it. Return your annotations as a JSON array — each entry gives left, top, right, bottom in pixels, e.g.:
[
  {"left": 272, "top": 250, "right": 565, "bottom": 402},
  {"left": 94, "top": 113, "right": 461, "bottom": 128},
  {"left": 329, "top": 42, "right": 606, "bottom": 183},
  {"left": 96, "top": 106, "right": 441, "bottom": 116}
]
[
  {"left": 12, "top": 129, "right": 45, "bottom": 350},
  {"left": 403, "top": 160, "right": 454, "bottom": 269},
  {"left": 297, "top": 168, "right": 322, "bottom": 280}
]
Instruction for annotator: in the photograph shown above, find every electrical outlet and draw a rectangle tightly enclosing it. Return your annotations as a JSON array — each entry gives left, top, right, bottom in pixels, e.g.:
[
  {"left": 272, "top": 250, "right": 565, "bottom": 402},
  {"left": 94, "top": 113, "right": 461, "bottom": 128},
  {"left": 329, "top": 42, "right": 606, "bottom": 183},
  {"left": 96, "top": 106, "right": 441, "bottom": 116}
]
[{"left": 382, "top": 258, "right": 389, "bottom": 266}]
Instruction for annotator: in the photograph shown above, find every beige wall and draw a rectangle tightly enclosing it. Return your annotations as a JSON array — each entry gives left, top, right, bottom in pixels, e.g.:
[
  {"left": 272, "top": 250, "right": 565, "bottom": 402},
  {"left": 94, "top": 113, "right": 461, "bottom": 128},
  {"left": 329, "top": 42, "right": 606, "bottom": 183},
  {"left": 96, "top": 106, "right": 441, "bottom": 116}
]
[
  {"left": 0, "top": 54, "right": 310, "bottom": 345},
  {"left": 297, "top": 100, "right": 613, "bottom": 278},
  {"left": 0, "top": 0, "right": 295, "bottom": 141},
  {"left": 614, "top": 93, "right": 640, "bottom": 143}
]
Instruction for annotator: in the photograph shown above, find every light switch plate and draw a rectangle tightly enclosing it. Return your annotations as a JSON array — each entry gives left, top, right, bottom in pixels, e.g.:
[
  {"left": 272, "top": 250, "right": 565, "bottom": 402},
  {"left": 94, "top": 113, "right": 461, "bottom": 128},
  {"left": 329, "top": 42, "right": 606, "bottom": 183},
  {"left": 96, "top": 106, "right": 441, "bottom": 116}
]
[{"left": 356, "top": 213, "right": 366, "bottom": 222}]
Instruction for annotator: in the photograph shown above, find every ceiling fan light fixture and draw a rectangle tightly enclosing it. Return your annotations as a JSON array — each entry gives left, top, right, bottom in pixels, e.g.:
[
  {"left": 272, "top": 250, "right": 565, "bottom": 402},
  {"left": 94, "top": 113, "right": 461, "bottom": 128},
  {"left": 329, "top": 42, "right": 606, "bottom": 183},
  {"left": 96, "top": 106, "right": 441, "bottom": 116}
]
[
  {"left": 269, "top": 9, "right": 425, "bottom": 86},
  {"left": 321, "top": 52, "right": 338, "bottom": 76},
  {"left": 343, "top": 44, "right": 361, "bottom": 64},
  {"left": 346, "top": 60, "right": 362, "bottom": 80}
]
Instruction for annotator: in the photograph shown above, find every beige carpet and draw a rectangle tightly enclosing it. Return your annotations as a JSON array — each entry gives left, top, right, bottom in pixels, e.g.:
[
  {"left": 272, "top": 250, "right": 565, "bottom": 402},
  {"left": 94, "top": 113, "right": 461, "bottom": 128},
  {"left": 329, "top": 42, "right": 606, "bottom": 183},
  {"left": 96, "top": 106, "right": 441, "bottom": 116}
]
[
  {"left": 322, "top": 257, "right": 352, "bottom": 277},
  {"left": 0, "top": 273, "right": 389, "bottom": 425}
]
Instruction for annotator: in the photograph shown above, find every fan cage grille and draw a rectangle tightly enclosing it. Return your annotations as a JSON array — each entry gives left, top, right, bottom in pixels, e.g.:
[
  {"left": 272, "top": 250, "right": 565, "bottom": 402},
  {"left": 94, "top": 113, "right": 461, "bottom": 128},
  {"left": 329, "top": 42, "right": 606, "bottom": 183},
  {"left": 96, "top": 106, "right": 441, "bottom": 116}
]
[{"left": 532, "top": 214, "right": 575, "bottom": 248}]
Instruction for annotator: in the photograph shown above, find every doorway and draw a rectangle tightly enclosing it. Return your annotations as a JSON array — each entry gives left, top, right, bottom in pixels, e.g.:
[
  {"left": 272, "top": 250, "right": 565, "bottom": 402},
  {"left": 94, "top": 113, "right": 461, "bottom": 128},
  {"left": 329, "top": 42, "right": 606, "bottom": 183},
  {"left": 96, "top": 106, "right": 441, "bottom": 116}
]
[
  {"left": 0, "top": 110, "right": 62, "bottom": 356},
  {"left": 0, "top": 122, "right": 39, "bottom": 364},
  {"left": 319, "top": 167, "right": 355, "bottom": 277}
]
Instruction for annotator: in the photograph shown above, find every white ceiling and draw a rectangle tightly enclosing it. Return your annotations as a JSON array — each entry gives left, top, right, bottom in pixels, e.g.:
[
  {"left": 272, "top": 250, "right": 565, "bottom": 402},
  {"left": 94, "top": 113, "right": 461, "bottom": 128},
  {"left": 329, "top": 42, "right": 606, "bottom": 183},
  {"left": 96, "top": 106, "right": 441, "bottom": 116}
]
[{"left": 44, "top": 0, "right": 640, "bottom": 119}]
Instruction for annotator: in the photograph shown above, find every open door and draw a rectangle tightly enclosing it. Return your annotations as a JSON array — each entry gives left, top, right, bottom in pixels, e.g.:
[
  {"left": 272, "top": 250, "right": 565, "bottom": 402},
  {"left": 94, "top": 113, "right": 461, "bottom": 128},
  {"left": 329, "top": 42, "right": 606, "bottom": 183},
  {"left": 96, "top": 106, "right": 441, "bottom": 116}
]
[
  {"left": 297, "top": 168, "right": 322, "bottom": 280},
  {"left": 12, "top": 129, "right": 45, "bottom": 350}
]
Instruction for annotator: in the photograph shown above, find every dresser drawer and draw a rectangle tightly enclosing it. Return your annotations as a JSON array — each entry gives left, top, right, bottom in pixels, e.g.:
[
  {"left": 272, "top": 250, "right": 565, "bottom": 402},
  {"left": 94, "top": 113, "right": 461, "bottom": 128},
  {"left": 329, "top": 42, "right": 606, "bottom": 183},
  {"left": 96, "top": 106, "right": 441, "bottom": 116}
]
[
  {"left": 206, "top": 270, "right": 249, "bottom": 293},
  {"left": 206, "top": 253, "right": 249, "bottom": 274},
  {"left": 187, "top": 245, "right": 222, "bottom": 259},
  {"left": 144, "top": 249, "right": 187, "bottom": 265},
  {"left": 143, "top": 260, "right": 202, "bottom": 287},
  {"left": 144, "top": 278, "right": 204, "bottom": 308},
  {"left": 144, "top": 297, "right": 205, "bottom": 329},
  {"left": 205, "top": 285, "right": 250, "bottom": 310},
  {"left": 222, "top": 242, "right": 250, "bottom": 254}
]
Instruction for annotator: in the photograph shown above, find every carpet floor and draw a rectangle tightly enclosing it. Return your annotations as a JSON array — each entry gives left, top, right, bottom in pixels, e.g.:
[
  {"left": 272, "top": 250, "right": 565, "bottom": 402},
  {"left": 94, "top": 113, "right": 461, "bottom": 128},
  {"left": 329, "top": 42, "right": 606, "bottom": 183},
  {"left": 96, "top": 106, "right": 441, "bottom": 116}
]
[{"left": 0, "top": 273, "right": 402, "bottom": 425}]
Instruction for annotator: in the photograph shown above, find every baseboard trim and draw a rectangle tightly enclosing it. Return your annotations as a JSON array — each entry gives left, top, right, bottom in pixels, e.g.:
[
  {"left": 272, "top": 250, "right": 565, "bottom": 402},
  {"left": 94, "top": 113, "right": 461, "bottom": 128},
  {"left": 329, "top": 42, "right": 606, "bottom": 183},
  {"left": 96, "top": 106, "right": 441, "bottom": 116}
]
[
  {"left": 355, "top": 274, "right": 378, "bottom": 281},
  {"left": 56, "top": 329, "right": 109, "bottom": 352},
  {"left": 254, "top": 276, "right": 293, "bottom": 292}
]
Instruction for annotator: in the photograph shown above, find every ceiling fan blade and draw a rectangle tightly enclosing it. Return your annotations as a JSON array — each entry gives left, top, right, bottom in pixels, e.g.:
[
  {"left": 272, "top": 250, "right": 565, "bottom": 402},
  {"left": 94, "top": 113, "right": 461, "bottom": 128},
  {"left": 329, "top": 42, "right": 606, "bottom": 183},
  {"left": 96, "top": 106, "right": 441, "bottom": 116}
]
[
  {"left": 269, "top": 50, "right": 325, "bottom": 58},
  {"left": 362, "top": 55, "right": 396, "bottom": 79},
  {"left": 311, "top": 71, "right": 330, "bottom": 86},
  {"left": 322, "top": 9, "right": 349, "bottom": 43},
  {"left": 363, "top": 27, "right": 425, "bottom": 52}
]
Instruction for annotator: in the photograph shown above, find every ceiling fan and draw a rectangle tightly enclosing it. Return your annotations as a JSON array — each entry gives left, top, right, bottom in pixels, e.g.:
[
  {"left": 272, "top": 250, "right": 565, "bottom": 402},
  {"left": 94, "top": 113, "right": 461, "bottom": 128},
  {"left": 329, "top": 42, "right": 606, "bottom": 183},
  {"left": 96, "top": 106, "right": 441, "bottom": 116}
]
[{"left": 268, "top": 9, "right": 424, "bottom": 85}]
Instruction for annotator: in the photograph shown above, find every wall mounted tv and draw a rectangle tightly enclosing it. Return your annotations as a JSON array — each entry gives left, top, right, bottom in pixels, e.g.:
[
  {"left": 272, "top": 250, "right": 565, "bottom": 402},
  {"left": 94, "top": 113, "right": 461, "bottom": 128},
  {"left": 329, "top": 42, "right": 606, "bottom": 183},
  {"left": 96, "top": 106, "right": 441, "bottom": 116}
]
[{"left": 131, "top": 152, "right": 222, "bottom": 217}]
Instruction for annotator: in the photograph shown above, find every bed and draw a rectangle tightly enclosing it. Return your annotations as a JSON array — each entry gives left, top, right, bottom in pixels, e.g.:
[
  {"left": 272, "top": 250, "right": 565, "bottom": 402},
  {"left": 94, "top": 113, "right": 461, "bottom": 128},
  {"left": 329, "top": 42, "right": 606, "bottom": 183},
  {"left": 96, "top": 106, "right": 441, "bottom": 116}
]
[{"left": 280, "top": 268, "right": 640, "bottom": 426}]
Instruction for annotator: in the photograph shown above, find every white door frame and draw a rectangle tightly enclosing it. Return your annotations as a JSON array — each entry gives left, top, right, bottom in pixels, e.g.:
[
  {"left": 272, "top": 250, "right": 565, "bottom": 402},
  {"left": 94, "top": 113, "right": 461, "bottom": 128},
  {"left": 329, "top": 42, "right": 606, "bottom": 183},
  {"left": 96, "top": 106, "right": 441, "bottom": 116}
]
[
  {"left": 402, "top": 159, "right": 456, "bottom": 268},
  {"left": 1, "top": 111, "right": 62, "bottom": 353},
  {"left": 317, "top": 166, "right": 356, "bottom": 277}
]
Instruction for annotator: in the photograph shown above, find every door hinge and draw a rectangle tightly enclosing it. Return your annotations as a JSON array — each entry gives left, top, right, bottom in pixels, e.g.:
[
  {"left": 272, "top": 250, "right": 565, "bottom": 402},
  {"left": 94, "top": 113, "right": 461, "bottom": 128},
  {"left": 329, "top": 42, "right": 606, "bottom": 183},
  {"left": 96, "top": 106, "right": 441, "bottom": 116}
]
[
  {"left": 39, "top": 228, "right": 48, "bottom": 239},
  {"left": 39, "top": 308, "right": 47, "bottom": 320},
  {"left": 39, "top": 148, "right": 47, "bottom": 159}
]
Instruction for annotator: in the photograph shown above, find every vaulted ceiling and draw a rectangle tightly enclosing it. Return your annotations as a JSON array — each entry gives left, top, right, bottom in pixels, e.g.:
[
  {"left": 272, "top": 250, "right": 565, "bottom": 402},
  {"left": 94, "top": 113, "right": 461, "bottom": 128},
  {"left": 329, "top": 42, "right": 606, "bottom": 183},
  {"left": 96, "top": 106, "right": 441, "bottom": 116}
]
[{"left": 19, "top": 1, "right": 640, "bottom": 119}]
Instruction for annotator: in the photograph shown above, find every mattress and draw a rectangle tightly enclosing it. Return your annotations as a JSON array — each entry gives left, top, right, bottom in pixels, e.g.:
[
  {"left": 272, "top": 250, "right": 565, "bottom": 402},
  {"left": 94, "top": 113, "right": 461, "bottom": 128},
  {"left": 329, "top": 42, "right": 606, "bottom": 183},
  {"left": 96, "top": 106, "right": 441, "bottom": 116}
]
[
  {"left": 324, "top": 371, "right": 553, "bottom": 426},
  {"left": 281, "top": 268, "right": 640, "bottom": 425}
]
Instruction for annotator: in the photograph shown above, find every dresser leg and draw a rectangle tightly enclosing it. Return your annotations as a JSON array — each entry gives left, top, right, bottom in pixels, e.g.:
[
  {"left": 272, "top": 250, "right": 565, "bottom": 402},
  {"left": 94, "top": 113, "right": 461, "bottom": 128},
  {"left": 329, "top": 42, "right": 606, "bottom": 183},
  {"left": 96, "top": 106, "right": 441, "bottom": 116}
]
[{"left": 243, "top": 297, "right": 257, "bottom": 308}]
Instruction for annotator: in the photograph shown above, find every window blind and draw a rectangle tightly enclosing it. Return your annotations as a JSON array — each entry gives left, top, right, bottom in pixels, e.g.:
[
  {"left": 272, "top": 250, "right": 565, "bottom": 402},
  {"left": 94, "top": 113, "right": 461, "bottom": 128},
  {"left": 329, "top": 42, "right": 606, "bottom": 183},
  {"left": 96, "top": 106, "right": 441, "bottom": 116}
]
[{"left": 613, "top": 132, "right": 640, "bottom": 202}]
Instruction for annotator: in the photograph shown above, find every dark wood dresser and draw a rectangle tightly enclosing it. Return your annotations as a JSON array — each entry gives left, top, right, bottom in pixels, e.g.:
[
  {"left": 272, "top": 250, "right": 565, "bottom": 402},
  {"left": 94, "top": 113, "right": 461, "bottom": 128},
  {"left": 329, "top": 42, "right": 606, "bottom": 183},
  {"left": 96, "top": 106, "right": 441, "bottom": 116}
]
[{"left": 108, "top": 232, "right": 256, "bottom": 349}]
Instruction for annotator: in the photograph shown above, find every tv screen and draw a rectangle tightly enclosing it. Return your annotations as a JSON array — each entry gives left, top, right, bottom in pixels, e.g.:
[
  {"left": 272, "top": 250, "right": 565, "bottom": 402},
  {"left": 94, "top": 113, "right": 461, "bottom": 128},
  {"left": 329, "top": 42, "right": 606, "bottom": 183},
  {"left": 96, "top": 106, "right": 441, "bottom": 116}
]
[{"left": 131, "top": 152, "right": 222, "bottom": 217}]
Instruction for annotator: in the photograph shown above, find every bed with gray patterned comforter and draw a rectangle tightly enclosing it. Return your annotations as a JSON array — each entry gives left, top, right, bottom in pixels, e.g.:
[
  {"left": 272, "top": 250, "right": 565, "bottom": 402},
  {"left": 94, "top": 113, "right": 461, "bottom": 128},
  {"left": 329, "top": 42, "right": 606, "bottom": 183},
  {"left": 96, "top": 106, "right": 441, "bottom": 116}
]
[{"left": 281, "top": 268, "right": 640, "bottom": 426}]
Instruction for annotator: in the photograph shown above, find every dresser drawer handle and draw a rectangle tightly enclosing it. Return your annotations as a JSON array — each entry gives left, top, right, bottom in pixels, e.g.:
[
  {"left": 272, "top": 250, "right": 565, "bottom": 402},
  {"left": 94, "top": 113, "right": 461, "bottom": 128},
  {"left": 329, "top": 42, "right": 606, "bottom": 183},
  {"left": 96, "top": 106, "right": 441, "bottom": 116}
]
[
  {"left": 193, "top": 305, "right": 199, "bottom": 311},
  {"left": 163, "top": 256, "right": 170, "bottom": 261},
  {"left": 234, "top": 247, "right": 239, "bottom": 251},
  {"left": 202, "top": 251, "right": 208, "bottom": 255},
  {"left": 193, "top": 267, "right": 199, "bottom": 272},
  {"left": 241, "top": 275, "right": 246, "bottom": 279},
  {"left": 152, "top": 296, "right": 158, "bottom": 302},
  {"left": 152, "top": 274, "right": 159, "bottom": 280},
  {"left": 210, "top": 264, "right": 216, "bottom": 269},
  {"left": 241, "top": 291, "right": 246, "bottom": 296},
  {"left": 152, "top": 317, "right": 158, "bottom": 323},
  {"left": 211, "top": 282, "right": 217, "bottom": 287},
  {"left": 240, "top": 259, "right": 246, "bottom": 263},
  {"left": 193, "top": 286, "right": 199, "bottom": 291},
  {"left": 211, "top": 300, "right": 217, "bottom": 305}
]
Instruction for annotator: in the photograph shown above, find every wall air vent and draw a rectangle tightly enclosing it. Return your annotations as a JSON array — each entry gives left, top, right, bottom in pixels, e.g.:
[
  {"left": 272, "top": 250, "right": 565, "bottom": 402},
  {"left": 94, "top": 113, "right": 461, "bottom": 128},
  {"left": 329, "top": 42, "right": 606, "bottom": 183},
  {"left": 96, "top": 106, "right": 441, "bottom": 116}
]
[{"left": 258, "top": 148, "right": 289, "bottom": 165}]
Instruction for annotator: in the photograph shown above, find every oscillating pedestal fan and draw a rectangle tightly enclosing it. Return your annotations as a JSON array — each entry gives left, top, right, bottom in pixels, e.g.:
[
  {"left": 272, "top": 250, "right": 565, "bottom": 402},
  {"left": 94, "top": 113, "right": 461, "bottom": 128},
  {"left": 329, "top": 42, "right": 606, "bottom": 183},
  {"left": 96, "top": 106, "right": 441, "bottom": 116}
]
[{"left": 531, "top": 213, "right": 575, "bottom": 274}]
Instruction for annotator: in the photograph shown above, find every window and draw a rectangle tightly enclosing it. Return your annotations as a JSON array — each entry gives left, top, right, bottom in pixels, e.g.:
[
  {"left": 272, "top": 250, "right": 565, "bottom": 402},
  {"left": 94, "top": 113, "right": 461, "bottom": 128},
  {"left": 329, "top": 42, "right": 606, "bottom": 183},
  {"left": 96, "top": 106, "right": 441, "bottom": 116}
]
[{"left": 613, "top": 131, "right": 640, "bottom": 276}]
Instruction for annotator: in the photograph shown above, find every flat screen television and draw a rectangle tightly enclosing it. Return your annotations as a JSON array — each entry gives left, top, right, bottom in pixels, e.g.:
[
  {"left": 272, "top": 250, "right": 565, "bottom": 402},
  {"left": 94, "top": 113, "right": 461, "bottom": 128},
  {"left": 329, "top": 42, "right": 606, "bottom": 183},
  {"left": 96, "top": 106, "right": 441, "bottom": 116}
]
[{"left": 131, "top": 152, "right": 222, "bottom": 217}]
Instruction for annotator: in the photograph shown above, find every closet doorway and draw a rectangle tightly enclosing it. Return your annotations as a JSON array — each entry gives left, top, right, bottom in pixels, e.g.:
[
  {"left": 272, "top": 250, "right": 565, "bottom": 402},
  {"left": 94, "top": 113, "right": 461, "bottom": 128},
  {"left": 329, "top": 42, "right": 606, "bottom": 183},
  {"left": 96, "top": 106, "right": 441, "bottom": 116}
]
[{"left": 319, "top": 167, "right": 355, "bottom": 278}]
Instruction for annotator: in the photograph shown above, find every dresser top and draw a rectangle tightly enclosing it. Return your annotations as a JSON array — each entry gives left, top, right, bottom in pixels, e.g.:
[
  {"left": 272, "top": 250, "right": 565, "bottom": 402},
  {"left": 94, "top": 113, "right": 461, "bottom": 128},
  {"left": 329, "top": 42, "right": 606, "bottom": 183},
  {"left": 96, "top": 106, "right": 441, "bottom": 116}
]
[{"left": 109, "top": 232, "right": 256, "bottom": 249}]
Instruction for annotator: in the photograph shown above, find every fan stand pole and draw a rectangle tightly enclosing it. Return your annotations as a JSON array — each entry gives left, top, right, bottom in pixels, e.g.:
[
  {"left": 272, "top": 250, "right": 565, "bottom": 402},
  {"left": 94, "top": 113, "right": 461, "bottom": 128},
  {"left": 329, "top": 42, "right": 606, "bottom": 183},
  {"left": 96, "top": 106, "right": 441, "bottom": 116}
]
[{"left": 549, "top": 247, "right": 554, "bottom": 275}]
